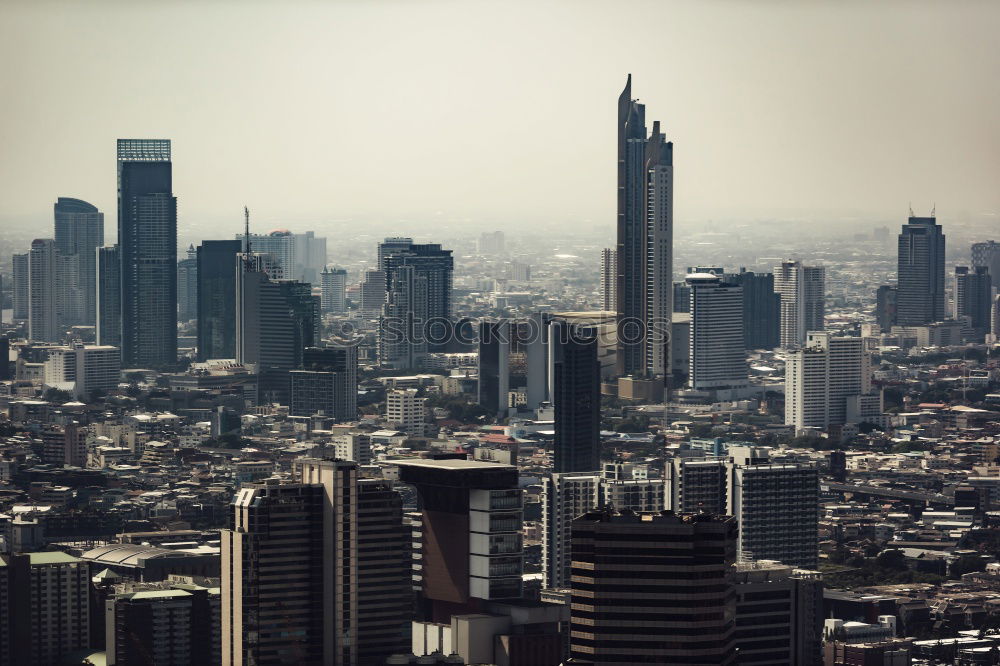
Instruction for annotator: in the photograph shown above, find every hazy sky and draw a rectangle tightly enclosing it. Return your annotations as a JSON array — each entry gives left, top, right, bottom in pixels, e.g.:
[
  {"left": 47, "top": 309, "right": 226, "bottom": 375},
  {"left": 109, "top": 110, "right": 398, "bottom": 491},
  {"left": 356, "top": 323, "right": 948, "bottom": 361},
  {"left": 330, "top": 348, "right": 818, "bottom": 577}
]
[{"left": 2, "top": 0, "right": 998, "bottom": 238}]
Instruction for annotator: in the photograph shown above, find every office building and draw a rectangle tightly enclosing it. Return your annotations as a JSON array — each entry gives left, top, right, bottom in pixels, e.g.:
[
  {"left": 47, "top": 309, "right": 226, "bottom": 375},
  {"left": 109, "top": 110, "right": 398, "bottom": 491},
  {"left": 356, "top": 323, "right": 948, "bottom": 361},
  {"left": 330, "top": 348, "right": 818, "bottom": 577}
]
[
  {"left": 235, "top": 229, "right": 328, "bottom": 284},
  {"left": 732, "top": 560, "right": 823, "bottom": 665},
  {"left": 27, "top": 238, "right": 61, "bottom": 342},
  {"left": 320, "top": 266, "right": 347, "bottom": 313},
  {"left": 569, "top": 510, "right": 738, "bottom": 665},
  {"left": 954, "top": 265, "right": 992, "bottom": 340},
  {"left": 43, "top": 343, "right": 122, "bottom": 400},
  {"left": 222, "top": 460, "right": 411, "bottom": 665},
  {"left": 876, "top": 285, "right": 898, "bottom": 332},
  {"left": 11, "top": 251, "right": 29, "bottom": 321},
  {"left": 542, "top": 471, "right": 602, "bottom": 590},
  {"left": 117, "top": 138, "right": 177, "bottom": 369},
  {"left": 666, "top": 456, "right": 729, "bottom": 514},
  {"left": 477, "top": 319, "right": 510, "bottom": 419},
  {"left": 289, "top": 345, "right": 358, "bottom": 421},
  {"left": 599, "top": 248, "right": 617, "bottom": 312},
  {"left": 551, "top": 321, "right": 600, "bottom": 473},
  {"left": 725, "top": 269, "right": 780, "bottom": 350},
  {"left": 785, "top": 331, "right": 872, "bottom": 433},
  {"left": 897, "top": 214, "right": 945, "bottom": 325},
  {"left": 177, "top": 244, "right": 198, "bottom": 322},
  {"left": 972, "top": 240, "right": 1000, "bottom": 283},
  {"left": 379, "top": 239, "right": 454, "bottom": 368},
  {"left": 331, "top": 433, "right": 372, "bottom": 465},
  {"left": 106, "top": 583, "right": 219, "bottom": 666},
  {"left": 395, "top": 459, "right": 523, "bottom": 623},
  {"left": 687, "top": 273, "right": 748, "bottom": 398},
  {"left": 53, "top": 197, "right": 104, "bottom": 326},
  {"left": 616, "top": 75, "right": 673, "bottom": 379},
  {"left": 385, "top": 388, "right": 428, "bottom": 437},
  {"left": 96, "top": 246, "right": 122, "bottom": 347},
  {"left": 774, "top": 260, "right": 825, "bottom": 347},
  {"left": 237, "top": 255, "right": 318, "bottom": 403},
  {"left": 196, "top": 239, "right": 242, "bottom": 360}
]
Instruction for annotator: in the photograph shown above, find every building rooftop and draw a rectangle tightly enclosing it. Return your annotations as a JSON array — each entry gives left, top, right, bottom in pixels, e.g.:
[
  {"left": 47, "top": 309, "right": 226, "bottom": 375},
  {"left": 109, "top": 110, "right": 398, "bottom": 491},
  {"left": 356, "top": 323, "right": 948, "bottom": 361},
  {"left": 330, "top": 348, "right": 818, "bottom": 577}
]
[
  {"left": 28, "top": 551, "right": 81, "bottom": 566},
  {"left": 392, "top": 458, "right": 514, "bottom": 472}
]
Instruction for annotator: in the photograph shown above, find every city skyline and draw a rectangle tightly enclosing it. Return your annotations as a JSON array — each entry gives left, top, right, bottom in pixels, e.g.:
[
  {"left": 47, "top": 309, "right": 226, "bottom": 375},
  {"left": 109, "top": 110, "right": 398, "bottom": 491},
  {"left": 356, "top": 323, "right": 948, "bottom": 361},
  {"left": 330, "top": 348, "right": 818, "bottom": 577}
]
[{"left": 1, "top": 1, "right": 998, "bottom": 236}]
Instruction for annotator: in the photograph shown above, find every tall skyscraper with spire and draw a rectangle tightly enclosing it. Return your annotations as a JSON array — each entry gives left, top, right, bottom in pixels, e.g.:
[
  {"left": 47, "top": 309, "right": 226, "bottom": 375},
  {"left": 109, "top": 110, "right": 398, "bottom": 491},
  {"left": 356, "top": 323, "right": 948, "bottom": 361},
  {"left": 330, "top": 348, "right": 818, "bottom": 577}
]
[
  {"left": 616, "top": 75, "right": 673, "bottom": 382},
  {"left": 117, "top": 139, "right": 177, "bottom": 369}
]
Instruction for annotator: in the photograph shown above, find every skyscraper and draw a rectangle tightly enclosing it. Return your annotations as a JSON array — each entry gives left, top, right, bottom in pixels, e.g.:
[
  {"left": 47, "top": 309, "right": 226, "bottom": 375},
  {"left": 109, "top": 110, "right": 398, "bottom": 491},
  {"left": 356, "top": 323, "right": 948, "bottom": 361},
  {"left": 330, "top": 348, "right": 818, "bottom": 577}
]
[
  {"left": 569, "top": 511, "right": 738, "bottom": 665},
  {"left": 616, "top": 75, "right": 673, "bottom": 381},
  {"left": 785, "top": 331, "right": 873, "bottom": 433},
  {"left": 551, "top": 321, "right": 600, "bottom": 474},
  {"left": 11, "top": 252, "right": 28, "bottom": 321},
  {"left": 177, "top": 244, "right": 198, "bottom": 322},
  {"left": 875, "top": 285, "right": 898, "bottom": 332},
  {"left": 954, "top": 266, "right": 992, "bottom": 340},
  {"left": 288, "top": 345, "right": 358, "bottom": 421},
  {"left": 687, "top": 273, "right": 748, "bottom": 398},
  {"left": 320, "top": 266, "right": 347, "bottom": 313},
  {"left": 896, "top": 214, "right": 945, "bottom": 326},
  {"left": 196, "top": 239, "right": 241, "bottom": 360},
  {"left": 379, "top": 239, "right": 454, "bottom": 368},
  {"left": 599, "top": 248, "right": 617, "bottom": 312},
  {"left": 774, "top": 260, "right": 825, "bottom": 347},
  {"left": 725, "top": 269, "right": 781, "bottom": 350},
  {"left": 27, "top": 239, "right": 60, "bottom": 342},
  {"left": 53, "top": 197, "right": 104, "bottom": 326},
  {"left": 478, "top": 319, "right": 510, "bottom": 419},
  {"left": 96, "top": 245, "right": 121, "bottom": 347},
  {"left": 117, "top": 139, "right": 177, "bottom": 369}
]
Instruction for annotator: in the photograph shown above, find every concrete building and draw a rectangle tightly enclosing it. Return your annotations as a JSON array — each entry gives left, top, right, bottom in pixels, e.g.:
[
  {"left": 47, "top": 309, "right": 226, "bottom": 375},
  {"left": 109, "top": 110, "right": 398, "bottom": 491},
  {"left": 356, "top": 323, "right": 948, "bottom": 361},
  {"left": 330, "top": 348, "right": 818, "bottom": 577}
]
[
  {"left": 331, "top": 433, "right": 372, "bottom": 465},
  {"left": 177, "top": 244, "right": 198, "bottom": 322},
  {"left": 568, "top": 510, "right": 738, "bottom": 665},
  {"left": 289, "top": 345, "right": 358, "bottom": 422},
  {"left": 687, "top": 273, "right": 748, "bottom": 398},
  {"left": 42, "top": 344, "right": 121, "bottom": 399},
  {"left": 954, "top": 265, "right": 992, "bottom": 340},
  {"left": 477, "top": 319, "right": 510, "bottom": 420},
  {"left": 542, "top": 471, "right": 601, "bottom": 591},
  {"left": 971, "top": 240, "right": 1000, "bottom": 285},
  {"left": 551, "top": 321, "right": 600, "bottom": 474},
  {"left": 774, "top": 260, "right": 825, "bottom": 348},
  {"left": 386, "top": 388, "right": 429, "bottom": 437},
  {"left": 395, "top": 459, "right": 523, "bottom": 623},
  {"left": 96, "top": 245, "right": 121, "bottom": 347},
  {"left": 785, "top": 332, "right": 873, "bottom": 433},
  {"left": 196, "top": 239, "right": 242, "bottom": 361},
  {"left": 876, "top": 285, "right": 898, "bottom": 332},
  {"left": 897, "top": 214, "right": 945, "bottom": 325},
  {"left": 27, "top": 238, "right": 61, "bottom": 342},
  {"left": 53, "top": 197, "right": 104, "bottom": 327},
  {"left": 725, "top": 269, "right": 780, "bottom": 350},
  {"left": 11, "top": 251, "right": 28, "bottom": 321},
  {"left": 599, "top": 248, "right": 617, "bottom": 312}
]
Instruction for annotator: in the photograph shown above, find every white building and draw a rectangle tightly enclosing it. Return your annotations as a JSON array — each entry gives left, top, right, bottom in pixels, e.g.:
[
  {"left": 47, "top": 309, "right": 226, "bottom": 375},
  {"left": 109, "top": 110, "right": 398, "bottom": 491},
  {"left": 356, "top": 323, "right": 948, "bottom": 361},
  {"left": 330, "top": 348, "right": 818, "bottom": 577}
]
[
  {"left": 785, "top": 331, "right": 873, "bottom": 433},
  {"left": 28, "top": 239, "right": 60, "bottom": 342},
  {"left": 320, "top": 267, "right": 347, "bottom": 314},
  {"left": 43, "top": 344, "right": 121, "bottom": 399},
  {"left": 332, "top": 433, "right": 372, "bottom": 465},
  {"left": 385, "top": 388, "right": 428, "bottom": 437},
  {"left": 687, "top": 273, "right": 748, "bottom": 398},
  {"left": 774, "top": 261, "right": 825, "bottom": 348}
]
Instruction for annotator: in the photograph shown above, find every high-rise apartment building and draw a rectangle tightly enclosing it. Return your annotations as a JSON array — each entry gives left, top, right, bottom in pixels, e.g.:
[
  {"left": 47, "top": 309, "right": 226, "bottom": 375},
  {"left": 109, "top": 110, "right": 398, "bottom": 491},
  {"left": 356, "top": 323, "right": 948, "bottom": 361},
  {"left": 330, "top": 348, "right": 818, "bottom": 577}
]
[
  {"left": 117, "top": 139, "right": 177, "bottom": 369},
  {"left": 27, "top": 238, "right": 61, "bottom": 342},
  {"left": 320, "top": 267, "right": 347, "bottom": 314},
  {"left": 551, "top": 321, "right": 600, "bottom": 474},
  {"left": 385, "top": 388, "right": 428, "bottom": 437},
  {"left": 971, "top": 240, "right": 1000, "bottom": 285},
  {"left": 687, "top": 273, "right": 748, "bottom": 398},
  {"left": 954, "top": 266, "right": 992, "bottom": 340},
  {"left": 725, "top": 269, "right": 780, "bottom": 350},
  {"left": 785, "top": 331, "right": 873, "bottom": 433},
  {"left": 478, "top": 319, "right": 510, "bottom": 419},
  {"left": 875, "top": 285, "right": 898, "bottom": 332},
  {"left": 379, "top": 239, "right": 454, "bottom": 368},
  {"left": 359, "top": 269, "right": 387, "bottom": 314},
  {"left": 222, "top": 460, "right": 411, "bottom": 665},
  {"left": 177, "top": 244, "right": 198, "bottom": 322},
  {"left": 53, "top": 197, "right": 104, "bottom": 326},
  {"left": 11, "top": 252, "right": 28, "bottom": 321},
  {"left": 289, "top": 345, "right": 358, "bottom": 421},
  {"left": 96, "top": 245, "right": 121, "bottom": 347},
  {"left": 196, "top": 239, "right": 241, "bottom": 361},
  {"left": 395, "top": 459, "right": 523, "bottom": 623},
  {"left": 569, "top": 511, "right": 738, "bottom": 665},
  {"left": 43, "top": 343, "right": 121, "bottom": 400},
  {"left": 599, "top": 248, "right": 617, "bottom": 312},
  {"left": 616, "top": 75, "right": 673, "bottom": 381},
  {"left": 897, "top": 214, "right": 945, "bottom": 325},
  {"left": 774, "top": 260, "right": 825, "bottom": 347}
]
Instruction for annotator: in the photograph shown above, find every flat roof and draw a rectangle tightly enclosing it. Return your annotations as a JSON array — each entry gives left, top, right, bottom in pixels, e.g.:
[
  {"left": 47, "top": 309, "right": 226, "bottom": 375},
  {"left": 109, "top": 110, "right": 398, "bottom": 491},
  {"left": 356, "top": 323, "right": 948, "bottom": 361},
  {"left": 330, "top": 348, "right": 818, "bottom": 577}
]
[
  {"left": 28, "top": 551, "right": 81, "bottom": 565},
  {"left": 392, "top": 458, "right": 515, "bottom": 471}
]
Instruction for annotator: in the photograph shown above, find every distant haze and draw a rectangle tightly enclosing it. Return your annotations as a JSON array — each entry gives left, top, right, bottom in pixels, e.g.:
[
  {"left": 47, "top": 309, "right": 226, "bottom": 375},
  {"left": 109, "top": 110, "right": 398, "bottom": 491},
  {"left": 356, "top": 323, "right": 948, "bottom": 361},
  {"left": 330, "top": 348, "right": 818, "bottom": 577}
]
[{"left": 1, "top": 0, "right": 998, "bottom": 238}]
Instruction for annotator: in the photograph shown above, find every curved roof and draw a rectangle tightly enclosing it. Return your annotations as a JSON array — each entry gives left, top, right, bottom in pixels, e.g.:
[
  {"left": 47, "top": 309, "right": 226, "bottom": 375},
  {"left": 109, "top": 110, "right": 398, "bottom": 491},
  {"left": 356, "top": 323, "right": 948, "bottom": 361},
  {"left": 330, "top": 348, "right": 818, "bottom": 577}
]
[
  {"left": 54, "top": 197, "right": 98, "bottom": 213},
  {"left": 81, "top": 544, "right": 194, "bottom": 566}
]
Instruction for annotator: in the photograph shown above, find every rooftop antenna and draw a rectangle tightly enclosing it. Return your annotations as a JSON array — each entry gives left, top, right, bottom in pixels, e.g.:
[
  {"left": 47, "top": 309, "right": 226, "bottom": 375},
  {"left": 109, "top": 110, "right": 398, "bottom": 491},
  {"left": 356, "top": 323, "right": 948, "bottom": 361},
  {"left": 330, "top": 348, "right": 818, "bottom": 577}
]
[
  {"left": 908, "top": 203, "right": 914, "bottom": 217},
  {"left": 931, "top": 203, "right": 936, "bottom": 217},
  {"left": 242, "top": 206, "right": 254, "bottom": 272}
]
